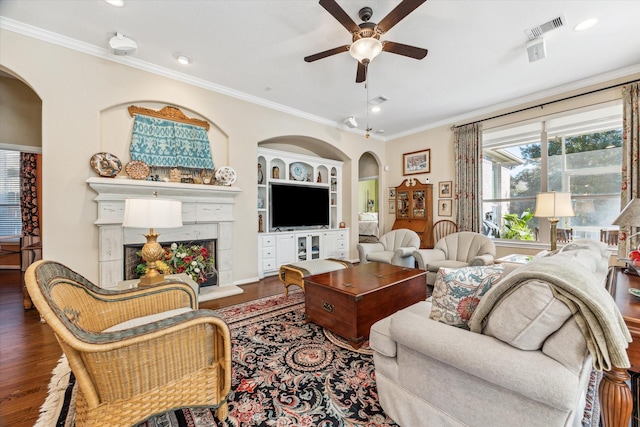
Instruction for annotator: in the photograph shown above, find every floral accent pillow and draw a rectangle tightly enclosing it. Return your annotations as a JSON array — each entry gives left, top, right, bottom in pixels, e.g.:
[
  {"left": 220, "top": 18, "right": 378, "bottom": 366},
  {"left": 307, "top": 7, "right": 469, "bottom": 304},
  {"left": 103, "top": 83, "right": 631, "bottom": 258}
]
[{"left": 429, "top": 265, "right": 505, "bottom": 329}]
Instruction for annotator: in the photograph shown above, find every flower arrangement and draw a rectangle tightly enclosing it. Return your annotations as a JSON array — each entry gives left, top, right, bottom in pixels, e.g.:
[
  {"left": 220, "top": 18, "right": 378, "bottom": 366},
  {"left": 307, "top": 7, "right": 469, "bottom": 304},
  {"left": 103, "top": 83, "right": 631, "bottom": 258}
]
[{"left": 136, "top": 242, "right": 216, "bottom": 284}]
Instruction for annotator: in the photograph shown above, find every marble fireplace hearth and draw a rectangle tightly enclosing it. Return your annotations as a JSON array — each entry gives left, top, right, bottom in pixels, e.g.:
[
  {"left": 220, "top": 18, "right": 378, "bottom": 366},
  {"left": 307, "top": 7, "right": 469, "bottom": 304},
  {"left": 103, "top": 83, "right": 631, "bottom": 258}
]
[{"left": 87, "top": 177, "right": 243, "bottom": 302}]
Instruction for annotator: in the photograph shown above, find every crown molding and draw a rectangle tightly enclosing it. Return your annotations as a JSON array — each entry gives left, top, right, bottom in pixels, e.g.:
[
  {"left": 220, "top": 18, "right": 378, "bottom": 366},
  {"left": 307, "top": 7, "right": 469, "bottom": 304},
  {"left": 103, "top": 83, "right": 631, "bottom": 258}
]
[
  {"left": 0, "top": 17, "right": 387, "bottom": 140},
  {"left": 392, "top": 63, "right": 640, "bottom": 140}
]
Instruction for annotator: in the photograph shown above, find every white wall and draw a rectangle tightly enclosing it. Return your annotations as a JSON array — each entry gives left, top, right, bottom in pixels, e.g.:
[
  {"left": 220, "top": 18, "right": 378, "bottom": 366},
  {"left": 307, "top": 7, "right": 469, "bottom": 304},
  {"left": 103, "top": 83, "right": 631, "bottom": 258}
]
[{"left": 0, "top": 29, "right": 386, "bottom": 284}]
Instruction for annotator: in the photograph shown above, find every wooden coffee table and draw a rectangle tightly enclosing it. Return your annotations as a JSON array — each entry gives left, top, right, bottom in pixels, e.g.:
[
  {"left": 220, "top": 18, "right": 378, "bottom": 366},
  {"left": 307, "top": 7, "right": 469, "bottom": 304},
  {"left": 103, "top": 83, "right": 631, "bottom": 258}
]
[{"left": 303, "top": 262, "right": 427, "bottom": 349}]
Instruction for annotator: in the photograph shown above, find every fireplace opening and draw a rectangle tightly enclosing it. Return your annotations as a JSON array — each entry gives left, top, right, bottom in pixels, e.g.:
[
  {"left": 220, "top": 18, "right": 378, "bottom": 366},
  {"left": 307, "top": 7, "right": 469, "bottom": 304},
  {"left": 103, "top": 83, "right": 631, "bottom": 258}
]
[{"left": 123, "top": 239, "right": 218, "bottom": 287}]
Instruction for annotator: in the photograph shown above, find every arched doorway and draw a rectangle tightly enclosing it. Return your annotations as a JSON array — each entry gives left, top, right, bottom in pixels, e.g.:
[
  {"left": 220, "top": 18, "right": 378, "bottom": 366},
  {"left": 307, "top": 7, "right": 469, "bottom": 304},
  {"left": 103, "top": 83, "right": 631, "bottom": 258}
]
[
  {"left": 0, "top": 69, "right": 43, "bottom": 275},
  {"left": 358, "top": 152, "right": 381, "bottom": 243}
]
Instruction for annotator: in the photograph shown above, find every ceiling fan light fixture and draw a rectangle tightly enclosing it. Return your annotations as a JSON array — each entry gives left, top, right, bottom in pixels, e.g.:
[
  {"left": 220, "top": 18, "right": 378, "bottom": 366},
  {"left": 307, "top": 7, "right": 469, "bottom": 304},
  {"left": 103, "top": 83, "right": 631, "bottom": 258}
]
[{"left": 349, "top": 38, "right": 382, "bottom": 64}]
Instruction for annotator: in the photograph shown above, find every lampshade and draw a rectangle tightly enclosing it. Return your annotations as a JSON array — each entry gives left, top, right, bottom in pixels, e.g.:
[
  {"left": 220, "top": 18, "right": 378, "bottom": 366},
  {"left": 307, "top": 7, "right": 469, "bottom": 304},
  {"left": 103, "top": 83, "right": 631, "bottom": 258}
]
[
  {"left": 349, "top": 38, "right": 382, "bottom": 64},
  {"left": 533, "top": 192, "right": 575, "bottom": 218},
  {"left": 612, "top": 198, "right": 640, "bottom": 227},
  {"left": 122, "top": 198, "right": 183, "bottom": 229}
]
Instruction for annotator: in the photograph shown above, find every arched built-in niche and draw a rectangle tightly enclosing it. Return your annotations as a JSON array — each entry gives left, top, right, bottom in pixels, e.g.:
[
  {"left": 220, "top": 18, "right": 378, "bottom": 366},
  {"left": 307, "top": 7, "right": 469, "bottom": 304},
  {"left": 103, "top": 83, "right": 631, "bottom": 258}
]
[
  {"left": 357, "top": 152, "right": 381, "bottom": 243},
  {"left": 258, "top": 135, "right": 348, "bottom": 162},
  {"left": 100, "top": 102, "right": 229, "bottom": 176}
]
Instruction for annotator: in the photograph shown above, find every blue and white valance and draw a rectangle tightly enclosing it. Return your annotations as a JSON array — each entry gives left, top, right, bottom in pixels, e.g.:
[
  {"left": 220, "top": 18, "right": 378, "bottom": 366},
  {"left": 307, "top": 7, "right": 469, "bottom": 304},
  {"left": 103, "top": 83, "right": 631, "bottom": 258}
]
[{"left": 130, "top": 115, "right": 215, "bottom": 169}]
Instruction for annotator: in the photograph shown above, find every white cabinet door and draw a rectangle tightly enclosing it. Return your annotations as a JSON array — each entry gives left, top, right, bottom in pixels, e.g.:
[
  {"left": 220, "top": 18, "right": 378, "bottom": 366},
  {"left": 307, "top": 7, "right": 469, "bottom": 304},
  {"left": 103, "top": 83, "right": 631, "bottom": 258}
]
[
  {"left": 321, "top": 231, "right": 337, "bottom": 259},
  {"left": 295, "top": 232, "right": 323, "bottom": 262},
  {"left": 276, "top": 233, "right": 296, "bottom": 266}
]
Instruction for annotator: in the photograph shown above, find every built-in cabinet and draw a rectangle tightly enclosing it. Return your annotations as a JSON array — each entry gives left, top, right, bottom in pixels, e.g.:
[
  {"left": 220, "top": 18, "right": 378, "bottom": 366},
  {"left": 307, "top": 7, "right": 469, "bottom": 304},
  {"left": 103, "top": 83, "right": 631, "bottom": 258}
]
[
  {"left": 257, "top": 148, "right": 349, "bottom": 278},
  {"left": 258, "top": 229, "right": 349, "bottom": 277},
  {"left": 392, "top": 179, "right": 434, "bottom": 249},
  {"left": 257, "top": 147, "right": 343, "bottom": 232}
]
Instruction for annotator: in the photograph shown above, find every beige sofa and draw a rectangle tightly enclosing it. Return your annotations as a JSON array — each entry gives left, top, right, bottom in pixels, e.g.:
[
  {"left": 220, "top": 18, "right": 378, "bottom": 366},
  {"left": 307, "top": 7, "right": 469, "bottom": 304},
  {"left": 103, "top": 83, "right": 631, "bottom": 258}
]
[{"left": 370, "top": 239, "right": 630, "bottom": 427}]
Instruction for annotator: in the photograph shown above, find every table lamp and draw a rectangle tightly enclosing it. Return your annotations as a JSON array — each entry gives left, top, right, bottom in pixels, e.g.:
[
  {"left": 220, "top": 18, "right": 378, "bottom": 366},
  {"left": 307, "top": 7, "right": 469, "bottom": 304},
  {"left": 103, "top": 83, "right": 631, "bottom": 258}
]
[
  {"left": 122, "top": 196, "right": 183, "bottom": 286},
  {"left": 533, "top": 192, "right": 575, "bottom": 251}
]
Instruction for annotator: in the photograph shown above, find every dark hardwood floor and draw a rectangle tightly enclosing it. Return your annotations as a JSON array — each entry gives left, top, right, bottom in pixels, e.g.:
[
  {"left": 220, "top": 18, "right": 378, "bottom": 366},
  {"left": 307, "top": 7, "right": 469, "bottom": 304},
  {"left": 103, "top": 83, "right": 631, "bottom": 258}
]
[{"left": 0, "top": 268, "right": 284, "bottom": 427}]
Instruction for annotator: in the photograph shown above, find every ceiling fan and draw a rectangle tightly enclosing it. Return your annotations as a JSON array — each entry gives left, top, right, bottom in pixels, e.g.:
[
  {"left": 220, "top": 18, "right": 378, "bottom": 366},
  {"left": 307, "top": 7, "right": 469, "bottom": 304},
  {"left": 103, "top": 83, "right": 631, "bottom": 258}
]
[{"left": 304, "top": 0, "right": 428, "bottom": 83}]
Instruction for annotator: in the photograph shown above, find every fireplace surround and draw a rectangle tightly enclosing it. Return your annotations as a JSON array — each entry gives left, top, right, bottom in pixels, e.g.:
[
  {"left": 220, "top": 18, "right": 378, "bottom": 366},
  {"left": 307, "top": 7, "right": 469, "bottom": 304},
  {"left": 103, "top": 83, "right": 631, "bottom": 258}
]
[{"left": 87, "top": 177, "right": 243, "bottom": 302}]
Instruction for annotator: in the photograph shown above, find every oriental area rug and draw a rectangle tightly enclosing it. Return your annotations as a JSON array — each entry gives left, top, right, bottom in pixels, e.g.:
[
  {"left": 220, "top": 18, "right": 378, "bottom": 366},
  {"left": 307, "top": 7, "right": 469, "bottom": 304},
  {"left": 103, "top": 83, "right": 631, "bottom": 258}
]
[{"left": 36, "top": 290, "right": 601, "bottom": 427}]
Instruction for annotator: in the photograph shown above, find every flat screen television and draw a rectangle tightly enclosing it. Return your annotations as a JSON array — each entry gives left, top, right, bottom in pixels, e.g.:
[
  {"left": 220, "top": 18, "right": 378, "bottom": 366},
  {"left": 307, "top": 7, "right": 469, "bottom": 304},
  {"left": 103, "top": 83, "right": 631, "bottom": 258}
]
[{"left": 270, "top": 183, "right": 330, "bottom": 230}]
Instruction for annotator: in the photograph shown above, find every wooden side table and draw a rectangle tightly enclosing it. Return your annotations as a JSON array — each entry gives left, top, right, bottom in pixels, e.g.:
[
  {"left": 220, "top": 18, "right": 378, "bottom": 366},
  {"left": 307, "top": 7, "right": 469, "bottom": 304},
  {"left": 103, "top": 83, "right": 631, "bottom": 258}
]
[{"left": 601, "top": 266, "right": 637, "bottom": 427}]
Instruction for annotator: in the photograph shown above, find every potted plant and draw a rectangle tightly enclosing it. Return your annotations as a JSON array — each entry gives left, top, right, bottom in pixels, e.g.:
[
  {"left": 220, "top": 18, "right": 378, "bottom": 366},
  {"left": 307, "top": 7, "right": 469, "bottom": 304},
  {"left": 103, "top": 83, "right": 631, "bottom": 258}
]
[{"left": 501, "top": 209, "right": 535, "bottom": 240}]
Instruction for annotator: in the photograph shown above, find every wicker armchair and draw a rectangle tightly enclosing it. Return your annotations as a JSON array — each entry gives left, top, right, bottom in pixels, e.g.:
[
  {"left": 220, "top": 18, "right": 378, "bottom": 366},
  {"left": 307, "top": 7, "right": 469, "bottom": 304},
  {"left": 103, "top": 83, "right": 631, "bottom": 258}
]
[{"left": 25, "top": 260, "right": 231, "bottom": 427}]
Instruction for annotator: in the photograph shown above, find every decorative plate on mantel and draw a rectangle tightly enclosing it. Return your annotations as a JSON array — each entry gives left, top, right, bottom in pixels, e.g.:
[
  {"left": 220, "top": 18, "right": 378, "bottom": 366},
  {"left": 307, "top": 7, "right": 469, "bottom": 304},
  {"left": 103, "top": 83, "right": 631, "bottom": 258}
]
[
  {"left": 125, "top": 160, "right": 150, "bottom": 180},
  {"left": 215, "top": 166, "right": 237, "bottom": 185},
  {"left": 90, "top": 152, "right": 122, "bottom": 178}
]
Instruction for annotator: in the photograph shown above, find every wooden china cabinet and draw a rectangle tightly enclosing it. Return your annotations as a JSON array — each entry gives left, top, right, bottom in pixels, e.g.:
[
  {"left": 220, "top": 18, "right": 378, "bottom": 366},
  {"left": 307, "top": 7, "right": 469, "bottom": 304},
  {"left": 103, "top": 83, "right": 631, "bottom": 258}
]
[{"left": 392, "top": 179, "right": 433, "bottom": 249}]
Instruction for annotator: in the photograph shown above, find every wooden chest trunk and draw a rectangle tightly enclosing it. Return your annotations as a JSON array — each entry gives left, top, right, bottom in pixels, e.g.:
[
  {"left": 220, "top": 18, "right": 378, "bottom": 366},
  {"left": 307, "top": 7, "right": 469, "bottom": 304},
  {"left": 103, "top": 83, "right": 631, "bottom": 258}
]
[{"left": 303, "top": 262, "right": 426, "bottom": 348}]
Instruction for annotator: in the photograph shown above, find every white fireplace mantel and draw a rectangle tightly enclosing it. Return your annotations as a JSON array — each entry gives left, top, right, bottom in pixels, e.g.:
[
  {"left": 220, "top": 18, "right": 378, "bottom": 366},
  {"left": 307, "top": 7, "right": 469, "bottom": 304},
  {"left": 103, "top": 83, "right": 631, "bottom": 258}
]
[{"left": 87, "top": 177, "right": 243, "bottom": 302}]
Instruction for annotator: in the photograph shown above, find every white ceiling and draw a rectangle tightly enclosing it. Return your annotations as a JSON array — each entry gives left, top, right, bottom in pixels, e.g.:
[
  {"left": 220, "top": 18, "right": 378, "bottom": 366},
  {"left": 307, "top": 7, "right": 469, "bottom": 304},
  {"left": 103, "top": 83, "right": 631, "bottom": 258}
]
[{"left": 1, "top": 0, "right": 639, "bottom": 140}]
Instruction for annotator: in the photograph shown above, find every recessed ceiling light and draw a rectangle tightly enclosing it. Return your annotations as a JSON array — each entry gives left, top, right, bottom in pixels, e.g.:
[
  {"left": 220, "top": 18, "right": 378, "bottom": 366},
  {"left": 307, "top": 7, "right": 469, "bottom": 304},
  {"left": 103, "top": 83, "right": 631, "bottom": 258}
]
[
  {"left": 175, "top": 54, "right": 191, "bottom": 65},
  {"left": 370, "top": 106, "right": 381, "bottom": 113},
  {"left": 574, "top": 18, "right": 598, "bottom": 31},
  {"left": 104, "top": 0, "right": 124, "bottom": 7}
]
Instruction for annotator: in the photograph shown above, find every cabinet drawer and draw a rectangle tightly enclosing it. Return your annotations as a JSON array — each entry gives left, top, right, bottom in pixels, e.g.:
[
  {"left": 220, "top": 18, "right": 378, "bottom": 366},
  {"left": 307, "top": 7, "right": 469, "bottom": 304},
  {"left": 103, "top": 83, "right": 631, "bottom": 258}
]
[
  {"left": 337, "top": 240, "right": 346, "bottom": 250},
  {"left": 262, "top": 259, "right": 276, "bottom": 271},
  {"left": 337, "top": 231, "right": 347, "bottom": 240},
  {"left": 262, "top": 246, "right": 275, "bottom": 258},
  {"left": 262, "top": 235, "right": 275, "bottom": 247},
  {"left": 333, "top": 251, "right": 346, "bottom": 260}
]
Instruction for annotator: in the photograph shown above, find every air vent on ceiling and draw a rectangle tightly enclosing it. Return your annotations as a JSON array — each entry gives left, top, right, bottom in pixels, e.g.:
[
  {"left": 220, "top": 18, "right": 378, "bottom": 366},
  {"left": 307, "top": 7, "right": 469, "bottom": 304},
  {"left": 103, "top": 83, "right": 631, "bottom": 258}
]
[{"left": 525, "top": 14, "right": 566, "bottom": 40}]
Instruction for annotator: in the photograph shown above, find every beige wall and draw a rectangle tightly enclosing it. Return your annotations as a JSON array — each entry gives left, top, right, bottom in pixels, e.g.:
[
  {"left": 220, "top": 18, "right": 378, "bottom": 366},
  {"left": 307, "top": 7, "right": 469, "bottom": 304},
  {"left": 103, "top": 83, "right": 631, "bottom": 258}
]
[
  {"left": 0, "top": 74, "right": 42, "bottom": 148},
  {"left": 0, "top": 29, "right": 387, "bottom": 284},
  {"left": 382, "top": 124, "right": 454, "bottom": 234},
  {"left": 1, "top": 28, "right": 637, "bottom": 282}
]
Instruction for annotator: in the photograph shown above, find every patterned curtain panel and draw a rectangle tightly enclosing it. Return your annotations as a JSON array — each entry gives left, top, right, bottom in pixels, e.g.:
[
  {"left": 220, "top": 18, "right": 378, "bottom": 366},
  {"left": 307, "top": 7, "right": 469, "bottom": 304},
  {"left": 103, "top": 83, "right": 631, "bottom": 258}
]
[
  {"left": 454, "top": 123, "right": 482, "bottom": 232},
  {"left": 620, "top": 82, "right": 640, "bottom": 258},
  {"left": 130, "top": 115, "right": 215, "bottom": 169},
  {"left": 20, "top": 152, "right": 41, "bottom": 271}
]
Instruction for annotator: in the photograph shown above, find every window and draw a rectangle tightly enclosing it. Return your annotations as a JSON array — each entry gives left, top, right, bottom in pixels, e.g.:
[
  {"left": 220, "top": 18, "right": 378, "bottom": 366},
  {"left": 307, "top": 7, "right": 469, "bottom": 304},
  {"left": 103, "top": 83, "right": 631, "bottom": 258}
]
[
  {"left": 0, "top": 149, "right": 21, "bottom": 238},
  {"left": 482, "top": 103, "right": 622, "bottom": 243}
]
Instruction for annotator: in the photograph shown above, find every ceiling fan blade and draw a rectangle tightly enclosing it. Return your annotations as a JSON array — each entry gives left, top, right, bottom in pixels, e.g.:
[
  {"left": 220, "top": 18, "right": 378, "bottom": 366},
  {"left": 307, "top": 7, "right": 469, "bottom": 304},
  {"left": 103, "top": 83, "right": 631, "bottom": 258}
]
[
  {"left": 356, "top": 62, "right": 366, "bottom": 83},
  {"left": 383, "top": 41, "right": 428, "bottom": 59},
  {"left": 319, "top": 0, "right": 360, "bottom": 33},
  {"left": 377, "top": 0, "right": 427, "bottom": 33},
  {"left": 304, "top": 45, "right": 350, "bottom": 62}
]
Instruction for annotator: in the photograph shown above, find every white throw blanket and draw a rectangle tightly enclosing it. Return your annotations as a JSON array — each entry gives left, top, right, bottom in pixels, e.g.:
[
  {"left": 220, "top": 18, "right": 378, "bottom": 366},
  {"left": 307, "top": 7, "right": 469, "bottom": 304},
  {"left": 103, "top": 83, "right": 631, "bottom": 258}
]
[{"left": 469, "top": 247, "right": 631, "bottom": 371}]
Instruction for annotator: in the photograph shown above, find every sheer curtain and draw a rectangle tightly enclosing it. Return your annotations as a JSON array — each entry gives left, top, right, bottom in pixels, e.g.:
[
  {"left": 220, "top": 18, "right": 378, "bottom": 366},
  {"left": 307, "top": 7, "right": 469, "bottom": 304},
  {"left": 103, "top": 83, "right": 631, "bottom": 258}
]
[
  {"left": 454, "top": 123, "right": 482, "bottom": 232},
  {"left": 20, "top": 152, "right": 41, "bottom": 271},
  {"left": 620, "top": 82, "right": 640, "bottom": 257}
]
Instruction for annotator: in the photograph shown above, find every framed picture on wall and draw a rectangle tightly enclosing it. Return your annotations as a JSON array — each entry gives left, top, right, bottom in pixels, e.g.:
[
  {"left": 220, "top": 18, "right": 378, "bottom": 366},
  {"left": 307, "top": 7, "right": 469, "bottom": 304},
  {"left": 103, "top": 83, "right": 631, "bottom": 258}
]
[
  {"left": 402, "top": 149, "right": 430, "bottom": 175},
  {"left": 388, "top": 187, "right": 396, "bottom": 199},
  {"left": 438, "top": 181, "right": 452, "bottom": 198},
  {"left": 388, "top": 200, "right": 396, "bottom": 214},
  {"left": 438, "top": 199, "right": 452, "bottom": 217}
]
